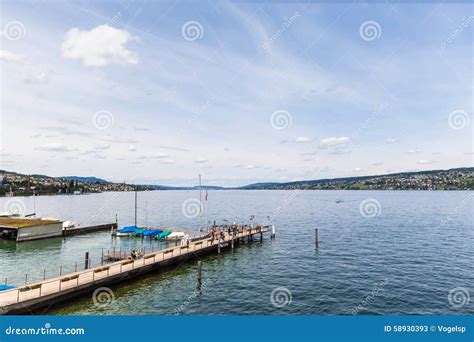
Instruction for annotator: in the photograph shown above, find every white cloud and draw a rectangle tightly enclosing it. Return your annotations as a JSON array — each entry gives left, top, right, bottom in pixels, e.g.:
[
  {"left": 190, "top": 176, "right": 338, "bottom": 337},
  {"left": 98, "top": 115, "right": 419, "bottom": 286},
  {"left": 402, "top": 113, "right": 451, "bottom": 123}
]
[
  {"left": 23, "top": 68, "right": 49, "bottom": 84},
  {"left": 353, "top": 167, "right": 362, "bottom": 172},
  {"left": 195, "top": 157, "right": 208, "bottom": 163},
  {"left": 417, "top": 160, "right": 433, "bottom": 164},
  {"left": 161, "top": 159, "right": 175, "bottom": 164},
  {"left": 61, "top": 25, "right": 138, "bottom": 66},
  {"left": 294, "top": 136, "right": 313, "bottom": 143},
  {"left": 386, "top": 138, "right": 397, "bottom": 144},
  {"left": 94, "top": 144, "right": 110, "bottom": 150},
  {"left": 0, "top": 50, "right": 23, "bottom": 63},
  {"left": 319, "top": 136, "right": 350, "bottom": 148},
  {"left": 128, "top": 145, "right": 137, "bottom": 152}
]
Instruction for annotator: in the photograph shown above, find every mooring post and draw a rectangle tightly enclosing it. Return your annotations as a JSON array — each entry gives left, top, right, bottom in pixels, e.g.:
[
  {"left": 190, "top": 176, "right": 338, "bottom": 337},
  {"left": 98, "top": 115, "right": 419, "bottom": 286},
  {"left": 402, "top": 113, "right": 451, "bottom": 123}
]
[
  {"left": 260, "top": 229, "right": 263, "bottom": 242},
  {"left": 43, "top": 269, "right": 46, "bottom": 280},
  {"left": 24, "top": 273, "right": 27, "bottom": 285},
  {"left": 218, "top": 237, "right": 221, "bottom": 254},
  {"left": 231, "top": 234, "right": 234, "bottom": 249},
  {"left": 59, "top": 265, "right": 63, "bottom": 276},
  {"left": 74, "top": 262, "right": 77, "bottom": 272},
  {"left": 271, "top": 225, "right": 276, "bottom": 239},
  {"left": 196, "top": 261, "right": 202, "bottom": 289},
  {"left": 4, "top": 277, "right": 6, "bottom": 286},
  {"left": 101, "top": 248, "right": 104, "bottom": 265},
  {"left": 84, "top": 252, "right": 90, "bottom": 270},
  {"left": 315, "top": 228, "right": 319, "bottom": 248}
]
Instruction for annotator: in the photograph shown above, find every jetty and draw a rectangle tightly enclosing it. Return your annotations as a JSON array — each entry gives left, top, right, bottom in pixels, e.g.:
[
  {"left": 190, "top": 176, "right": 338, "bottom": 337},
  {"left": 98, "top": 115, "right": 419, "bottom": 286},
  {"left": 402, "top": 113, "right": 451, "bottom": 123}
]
[
  {"left": 0, "top": 217, "right": 117, "bottom": 242},
  {"left": 0, "top": 225, "right": 270, "bottom": 315}
]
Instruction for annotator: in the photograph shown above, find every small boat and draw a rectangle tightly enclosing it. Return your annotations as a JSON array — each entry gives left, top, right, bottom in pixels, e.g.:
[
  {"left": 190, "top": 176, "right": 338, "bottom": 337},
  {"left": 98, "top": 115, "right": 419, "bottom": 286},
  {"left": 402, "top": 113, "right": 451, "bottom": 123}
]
[
  {"left": 132, "top": 229, "right": 146, "bottom": 237},
  {"left": 62, "top": 221, "right": 80, "bottom": 230},
  {"left": 155, "top": 230, "right": 172, "bottom": 240},
  {"left": 165, "top": 231, "right": 187, "bottom": 241},
  {"left": 0, "top": 285, "right": 16, "bottom": 291},
  {"left": 142, "top": 229, "right": 162, "bottom": 238},
  {"left": 116, "top": 225, "right": 138, "bottom": 237}
]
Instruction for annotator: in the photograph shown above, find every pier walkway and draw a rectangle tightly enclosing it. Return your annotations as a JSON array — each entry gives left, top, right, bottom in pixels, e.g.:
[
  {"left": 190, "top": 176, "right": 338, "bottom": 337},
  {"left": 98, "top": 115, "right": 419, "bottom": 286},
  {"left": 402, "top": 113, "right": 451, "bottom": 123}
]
[{"left": 0, "top": 226, "right": 270, "bottom": 314}]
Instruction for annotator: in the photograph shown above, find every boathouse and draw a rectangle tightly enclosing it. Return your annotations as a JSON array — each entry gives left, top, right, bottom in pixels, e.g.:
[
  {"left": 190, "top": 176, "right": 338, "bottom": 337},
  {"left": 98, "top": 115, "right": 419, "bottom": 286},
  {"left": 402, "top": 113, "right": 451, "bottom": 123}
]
[{"left": 0, "top": 217, "right": 63, "bottom": 242}]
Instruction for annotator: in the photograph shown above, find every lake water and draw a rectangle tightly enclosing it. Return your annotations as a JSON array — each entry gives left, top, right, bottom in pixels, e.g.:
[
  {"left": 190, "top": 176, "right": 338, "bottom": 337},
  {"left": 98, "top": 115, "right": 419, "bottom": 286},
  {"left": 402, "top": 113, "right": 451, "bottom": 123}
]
[{"left": 0, "top": 190, "right": 472, "bottom": 315}]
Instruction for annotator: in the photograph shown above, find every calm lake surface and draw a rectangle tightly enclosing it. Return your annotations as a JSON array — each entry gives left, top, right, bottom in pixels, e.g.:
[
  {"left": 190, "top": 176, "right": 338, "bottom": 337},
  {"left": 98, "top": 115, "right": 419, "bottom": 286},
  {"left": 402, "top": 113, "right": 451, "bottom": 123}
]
[{"left": 0, "top": 190, "right": 472, "bottom": 315}]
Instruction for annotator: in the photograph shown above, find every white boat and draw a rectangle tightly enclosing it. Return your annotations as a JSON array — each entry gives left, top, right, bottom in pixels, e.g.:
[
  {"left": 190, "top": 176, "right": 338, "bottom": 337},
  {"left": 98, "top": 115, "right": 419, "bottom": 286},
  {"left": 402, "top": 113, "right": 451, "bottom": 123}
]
[
  {"left": 165, "top": 232, "right": 187, "bottom": 241},
  {"left": 62, "top": 221, "right": 80, "bottom": 229}
]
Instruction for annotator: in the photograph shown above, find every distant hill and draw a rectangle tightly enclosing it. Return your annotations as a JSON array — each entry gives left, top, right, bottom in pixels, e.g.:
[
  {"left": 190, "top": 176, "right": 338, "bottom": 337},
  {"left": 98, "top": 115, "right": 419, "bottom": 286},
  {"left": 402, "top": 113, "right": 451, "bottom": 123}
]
[
  {"left": 239, "top": 167, "right": 474, "bottom": 190},
  {"left": 60, "top": 176, "right": 109, "bottom": 184},
  {"left": 1, "top": 167, "right": 473, "bottom": 195}
]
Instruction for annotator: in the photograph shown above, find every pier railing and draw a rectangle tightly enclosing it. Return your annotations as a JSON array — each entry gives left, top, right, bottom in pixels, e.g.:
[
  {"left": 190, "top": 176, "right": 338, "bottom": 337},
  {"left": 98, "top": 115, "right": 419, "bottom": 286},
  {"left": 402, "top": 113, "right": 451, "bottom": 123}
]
[
  {"left": 0, "top": 227, "right": 267, "bottom": 309},
  {"left": 1, "top": 244, "right": 169, "bottom": 288}
]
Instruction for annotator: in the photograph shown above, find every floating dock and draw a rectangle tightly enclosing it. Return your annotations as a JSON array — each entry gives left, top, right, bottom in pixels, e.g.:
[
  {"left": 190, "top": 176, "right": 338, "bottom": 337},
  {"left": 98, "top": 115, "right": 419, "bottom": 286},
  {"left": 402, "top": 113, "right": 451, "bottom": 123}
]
[
  {"left": 62, "top": 223, "right": 117, "bottom": 236},
  {"left": 0, "top": 225, "right": 270, "bottom": 315}
]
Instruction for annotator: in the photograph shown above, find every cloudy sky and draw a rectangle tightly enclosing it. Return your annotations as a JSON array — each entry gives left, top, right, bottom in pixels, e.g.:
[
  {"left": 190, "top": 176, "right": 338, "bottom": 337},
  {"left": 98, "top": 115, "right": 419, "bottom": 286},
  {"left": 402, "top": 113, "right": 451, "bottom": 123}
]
[{"left": 0, "top": 0, "right": 472, "bottom": 186}]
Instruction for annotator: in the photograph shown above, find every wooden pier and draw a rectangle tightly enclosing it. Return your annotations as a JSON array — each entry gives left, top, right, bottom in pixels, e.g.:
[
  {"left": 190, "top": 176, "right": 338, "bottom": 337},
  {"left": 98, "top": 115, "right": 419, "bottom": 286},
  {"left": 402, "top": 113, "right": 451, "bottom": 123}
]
[{"left": 0, "top": 226, "right": 270, "bottom": 315}]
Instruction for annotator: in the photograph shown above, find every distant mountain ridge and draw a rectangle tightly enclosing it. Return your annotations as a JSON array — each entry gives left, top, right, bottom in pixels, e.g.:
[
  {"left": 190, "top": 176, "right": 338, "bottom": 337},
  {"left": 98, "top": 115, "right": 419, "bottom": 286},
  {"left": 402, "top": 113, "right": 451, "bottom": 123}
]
[
  {"left": 1, "top": 167, "right": 473, "bottom": 193},
  {"left": 60, "top": 176, "right": 109, "bottom": 184},
  {"left": 239, "top": 167, "right": 474, "bottom": 190}
]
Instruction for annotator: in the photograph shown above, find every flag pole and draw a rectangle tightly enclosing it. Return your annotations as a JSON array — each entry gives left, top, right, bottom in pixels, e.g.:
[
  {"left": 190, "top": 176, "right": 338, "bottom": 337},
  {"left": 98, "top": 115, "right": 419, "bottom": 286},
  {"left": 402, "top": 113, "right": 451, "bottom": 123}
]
[{"left": 199, "top": 174, "right": 202, "bottom": 230}]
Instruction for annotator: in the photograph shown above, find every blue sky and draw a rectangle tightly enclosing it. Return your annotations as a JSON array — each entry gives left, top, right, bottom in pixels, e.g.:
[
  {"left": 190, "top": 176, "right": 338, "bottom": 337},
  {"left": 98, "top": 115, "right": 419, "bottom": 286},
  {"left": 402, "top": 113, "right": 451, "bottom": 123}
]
[{"left": 0, "top": 0, "right": 472, "bottom": 186}]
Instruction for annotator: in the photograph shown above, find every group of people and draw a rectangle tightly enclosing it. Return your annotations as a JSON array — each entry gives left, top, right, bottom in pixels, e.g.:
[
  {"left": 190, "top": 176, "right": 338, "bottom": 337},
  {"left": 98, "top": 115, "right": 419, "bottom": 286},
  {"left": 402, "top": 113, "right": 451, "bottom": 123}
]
[
  {"left": 130, "top": 249, "right": 141, "bottom": 260},
  {"left": 209, "top": 225, "right": 239, "bottom": 245}
]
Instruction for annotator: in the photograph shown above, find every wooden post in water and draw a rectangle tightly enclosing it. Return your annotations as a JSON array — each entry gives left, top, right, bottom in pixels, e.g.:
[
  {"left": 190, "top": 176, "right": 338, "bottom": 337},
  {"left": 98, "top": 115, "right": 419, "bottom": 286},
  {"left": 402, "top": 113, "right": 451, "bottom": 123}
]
[
  {"left": 101, "top": 248, "right": 104, "bottom": 265},
  {"left": 271, "top": 225, "right": 276, "bottom": 239},
  {"left": 315, "top": 228, "right": 319, "bottom": 248},
  {"left": 84, "top": 252, "right": 90, "bottom": 270},
  {"left": 217, "top": 237, "right": 221, "bottom": 254},
  {"left": 196, "top": 261, "right": 202, "bottom": 289}
]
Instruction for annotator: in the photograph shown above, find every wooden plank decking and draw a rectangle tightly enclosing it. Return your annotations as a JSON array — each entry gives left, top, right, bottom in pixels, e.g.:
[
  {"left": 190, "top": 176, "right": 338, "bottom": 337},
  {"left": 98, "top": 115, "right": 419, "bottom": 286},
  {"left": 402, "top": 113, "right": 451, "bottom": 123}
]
[{"left": 0, "top": 226, "right": 269, "bottom": 314}]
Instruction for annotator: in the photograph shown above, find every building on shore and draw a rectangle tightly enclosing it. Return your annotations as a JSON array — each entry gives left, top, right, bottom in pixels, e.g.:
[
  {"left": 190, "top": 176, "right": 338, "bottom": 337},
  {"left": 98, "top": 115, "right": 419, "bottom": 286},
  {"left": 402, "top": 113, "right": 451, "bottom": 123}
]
[{"left": 0, "top": 217, "right": 63, "bottom": 242}]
